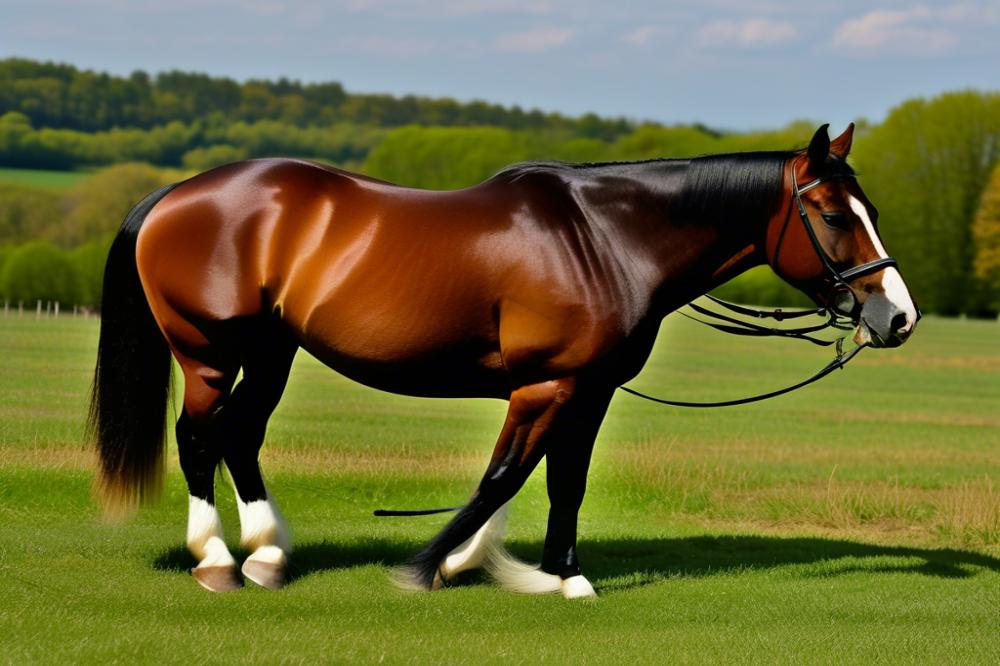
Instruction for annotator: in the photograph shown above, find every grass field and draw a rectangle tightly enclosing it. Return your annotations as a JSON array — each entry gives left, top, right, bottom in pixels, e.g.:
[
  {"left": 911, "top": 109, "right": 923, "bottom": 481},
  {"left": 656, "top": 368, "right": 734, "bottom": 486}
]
[
  {"left": 0, "top": 166, "right": 91, "bottom": 189},
  {"left": 1, "top": 314, "right": 998, "bottom": 663}
]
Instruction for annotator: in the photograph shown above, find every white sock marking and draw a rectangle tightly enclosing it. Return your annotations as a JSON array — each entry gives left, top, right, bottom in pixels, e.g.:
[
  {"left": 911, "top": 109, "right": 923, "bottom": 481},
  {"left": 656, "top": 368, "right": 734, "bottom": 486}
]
[
  {"left": 200, "top": 536, "right": 237, "bottom": 567},
  {"left": 236, "top": 493, "right": 292, "bottom": 553},
  {"left": 186, "top": 496, "right": 235, "bottom": 567},
  {"left": 245, "top": 544, "right": 286, "bottom": 566}
]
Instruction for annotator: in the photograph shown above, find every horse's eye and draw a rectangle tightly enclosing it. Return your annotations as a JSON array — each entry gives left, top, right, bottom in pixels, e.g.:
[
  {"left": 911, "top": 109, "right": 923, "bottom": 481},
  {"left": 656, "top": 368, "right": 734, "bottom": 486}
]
[{"left": 821, "top": 212, "right": 850, "bottom": 230}]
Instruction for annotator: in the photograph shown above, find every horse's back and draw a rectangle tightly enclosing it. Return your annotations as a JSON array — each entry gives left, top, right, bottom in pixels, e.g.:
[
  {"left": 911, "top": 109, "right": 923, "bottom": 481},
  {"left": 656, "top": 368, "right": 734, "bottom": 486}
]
[{"left": 135, "top": 158, "right": 538, "bottom": 395}]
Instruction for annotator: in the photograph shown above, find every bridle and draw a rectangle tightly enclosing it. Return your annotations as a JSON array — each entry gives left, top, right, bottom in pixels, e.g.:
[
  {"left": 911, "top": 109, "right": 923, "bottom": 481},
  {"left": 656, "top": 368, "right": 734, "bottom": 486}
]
[
  {"left": 781, "top": 162, "right": 898, "bottom": 323},
  {"left": 618, "top": 155, "right": 908, "bottom": 408}
]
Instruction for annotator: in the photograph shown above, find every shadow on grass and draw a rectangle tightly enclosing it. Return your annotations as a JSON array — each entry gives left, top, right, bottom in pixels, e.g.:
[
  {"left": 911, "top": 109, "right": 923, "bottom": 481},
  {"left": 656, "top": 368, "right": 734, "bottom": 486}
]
[
  {"left": 152, "top": 537, "right": 423, "bottom": 585},
  {"left": 572, "top": 535, "right": 1000, "bottom": 591},
  {"left": 152, "top": 533, "right": 1000, "bottom": 591}
]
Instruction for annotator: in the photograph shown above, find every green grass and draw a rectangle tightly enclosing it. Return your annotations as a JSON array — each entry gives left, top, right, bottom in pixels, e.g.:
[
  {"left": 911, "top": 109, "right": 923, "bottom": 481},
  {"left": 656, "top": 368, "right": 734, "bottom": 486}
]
[
  {"left": 0, "top": 166, "right": 90, "bottom": 189},
  {"left": 1, "top": 314, "right": 998, "bottom": 663}
]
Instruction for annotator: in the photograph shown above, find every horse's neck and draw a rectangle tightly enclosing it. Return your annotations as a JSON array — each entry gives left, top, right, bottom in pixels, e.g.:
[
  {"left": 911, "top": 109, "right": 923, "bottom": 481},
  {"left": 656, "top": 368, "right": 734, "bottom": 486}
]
[{"left": 574, "top": 160, "right": 770, "bottom": 315}]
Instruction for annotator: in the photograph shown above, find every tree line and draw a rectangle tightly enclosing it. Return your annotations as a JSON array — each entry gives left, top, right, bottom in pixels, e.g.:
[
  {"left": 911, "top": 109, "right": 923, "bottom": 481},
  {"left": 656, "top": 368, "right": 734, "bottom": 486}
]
[
  {"left": 0, "top": 57, "right": 631, "bottom": 136},
  {"left": 0, "top": 111, "right": 385, "bottom": 170},
  {"left": 0, "top": 57, "right": 997, "bottom": 315}
]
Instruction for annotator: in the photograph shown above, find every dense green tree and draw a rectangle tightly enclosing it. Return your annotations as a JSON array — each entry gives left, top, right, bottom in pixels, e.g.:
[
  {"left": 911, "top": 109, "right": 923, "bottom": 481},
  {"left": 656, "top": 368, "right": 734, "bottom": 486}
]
[
  {"left": 972, "top": 162, "right": 1000, "bottom": 310},
  {"left": 0, "top": 112, "right": 34, "bottom": 163},
  {"left": 1, "top": 112, "right": 385, "bottom": 170},
  {"left": 0, "top": 183, "right": 62, "bottom": 245},
  {"left": 712, "top": 266, "right": 813, "bottom": 308},
  {"left": 59, "top": 163, "right": 175, "bottom": 245},
  {"left": 182, "top": 144, "right": 249, "bottom": 171},
  {"left": 607, "top": 121, "right": 815, "bottom": 162},
  {"left": 609, "top": 124, "right": 720, "bottom": 160},
  {"left": 0, "top": 245, "right": 11, "bottom": 286},
  {"left": 68, "top": 240, "right": 109, "bottom": 305},
  {"left": 0, "top": 240, "right": 80, "bottom": 305},
  {"left": 853, "top": 91, "right": 1000, "bottom": 315},
  {"left": 0, "top": 57, "right": 633, "bottom": 137},
  {"left": 365, "top": 126, "right": 534, "bottom": 189}
]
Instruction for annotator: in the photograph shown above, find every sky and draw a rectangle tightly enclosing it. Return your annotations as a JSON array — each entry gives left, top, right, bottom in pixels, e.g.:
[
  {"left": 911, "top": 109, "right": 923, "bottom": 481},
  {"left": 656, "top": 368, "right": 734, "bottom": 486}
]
[{"left": 1, "top": 0, "right": 998, "bottom": 131}]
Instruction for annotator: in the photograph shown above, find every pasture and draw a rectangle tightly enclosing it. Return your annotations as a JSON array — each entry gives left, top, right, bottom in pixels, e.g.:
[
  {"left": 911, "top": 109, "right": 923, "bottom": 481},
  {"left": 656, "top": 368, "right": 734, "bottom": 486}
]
[
  {"left": 0, "top": 167, "right": 90, "bottom": 190},
  {"left": 1, "top": 314, "right": 998, "bottom": 663}
]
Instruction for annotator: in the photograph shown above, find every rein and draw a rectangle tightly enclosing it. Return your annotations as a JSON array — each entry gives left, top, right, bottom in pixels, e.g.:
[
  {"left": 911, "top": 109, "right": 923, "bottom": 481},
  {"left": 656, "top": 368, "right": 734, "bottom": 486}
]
[{"left": 618, "top": 295, "right": 867, "bottom": 408}]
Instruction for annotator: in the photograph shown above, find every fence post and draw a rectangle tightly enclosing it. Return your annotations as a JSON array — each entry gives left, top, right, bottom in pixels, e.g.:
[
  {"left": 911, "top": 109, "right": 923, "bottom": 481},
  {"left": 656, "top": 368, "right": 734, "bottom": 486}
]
[
  {"left": 18, "top": 301, "right": 23, "bottom": 317},
  {"left": 36, "top": 300, "right": 42, "bottom": 319},
  {"left": 55, "top": 301, "right": 60, "bottom": 317}
]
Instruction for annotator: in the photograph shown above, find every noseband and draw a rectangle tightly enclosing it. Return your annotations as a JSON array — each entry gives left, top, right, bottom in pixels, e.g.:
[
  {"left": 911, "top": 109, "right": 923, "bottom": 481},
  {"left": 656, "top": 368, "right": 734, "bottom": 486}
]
[{"left": 784, "top": 165, "right": 898, "bottom": 323}]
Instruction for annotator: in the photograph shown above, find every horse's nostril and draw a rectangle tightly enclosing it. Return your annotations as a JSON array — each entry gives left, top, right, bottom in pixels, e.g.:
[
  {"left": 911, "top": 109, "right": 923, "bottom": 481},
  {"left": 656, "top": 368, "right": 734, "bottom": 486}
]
[{"left": 890, "top": 312, "right": 909, "bottom": 336}]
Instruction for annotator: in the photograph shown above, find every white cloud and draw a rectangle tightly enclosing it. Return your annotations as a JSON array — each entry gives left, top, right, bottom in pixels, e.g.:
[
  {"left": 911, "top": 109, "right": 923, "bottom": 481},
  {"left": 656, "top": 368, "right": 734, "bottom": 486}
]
[
  {"left": 624, "top": 25, "right": 672, "bottom": 47},
  {"left": 697, "top": 17, "right": 797, "bottom": 47},
  {"left": 494, "top": 26, "right": 575, "bottom": 53},
  {"left": 830, "top": 6, "right": 960, "bottom": 56}
]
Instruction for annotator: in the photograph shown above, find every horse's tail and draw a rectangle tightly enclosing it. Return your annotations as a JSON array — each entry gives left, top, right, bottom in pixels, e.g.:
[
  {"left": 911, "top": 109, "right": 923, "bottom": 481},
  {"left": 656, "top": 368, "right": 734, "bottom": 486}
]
[{"left": 89, "top": 183, "right": 179, "bottom": 518}]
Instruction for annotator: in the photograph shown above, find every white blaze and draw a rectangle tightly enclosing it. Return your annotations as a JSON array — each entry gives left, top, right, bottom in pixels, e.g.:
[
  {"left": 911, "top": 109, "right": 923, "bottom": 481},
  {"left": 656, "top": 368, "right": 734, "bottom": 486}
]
[{"left": 848, "top": 196, "right": 917, "bottom": 333}]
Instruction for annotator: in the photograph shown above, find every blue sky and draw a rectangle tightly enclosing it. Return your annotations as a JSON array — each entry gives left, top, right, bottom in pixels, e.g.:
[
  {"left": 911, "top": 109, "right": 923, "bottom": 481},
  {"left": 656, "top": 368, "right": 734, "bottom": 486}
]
[{"left": 2, "top": 1, "right": 998, "bottom": 130}]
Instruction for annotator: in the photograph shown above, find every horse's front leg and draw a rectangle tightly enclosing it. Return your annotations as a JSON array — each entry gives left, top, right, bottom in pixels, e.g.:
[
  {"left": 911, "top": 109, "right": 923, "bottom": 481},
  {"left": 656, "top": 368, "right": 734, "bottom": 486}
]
[
  {"left": 539, "top": 388, "right": 612, "bottom": 598},
  {"left": 397, "top": 378, "right": 578, "bottom": 591},
  {"left": 398, "top": 377, "right": 612, "bottom": 598},
  {"left": 484, "top": 385, "right": 612, "bottom": 599}
]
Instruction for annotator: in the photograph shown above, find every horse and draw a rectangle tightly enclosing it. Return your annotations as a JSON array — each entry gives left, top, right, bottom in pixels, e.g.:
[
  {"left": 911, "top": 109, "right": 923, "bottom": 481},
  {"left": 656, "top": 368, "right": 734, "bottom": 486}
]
[{"left": 89, "top": 123, "right": 918, "bottom": 598}]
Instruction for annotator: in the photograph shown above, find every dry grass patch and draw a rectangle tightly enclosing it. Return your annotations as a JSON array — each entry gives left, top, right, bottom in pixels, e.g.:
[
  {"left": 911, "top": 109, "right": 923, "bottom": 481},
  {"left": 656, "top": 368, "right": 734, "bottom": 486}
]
[
  {"left": 857, "top": 354, "right": 1000, "bottom": 372},
  {"left": 0, "top": 441, "right": 486, "bottom": 481},
  {"left": 0, "top": 445, "right": 94, "bottom": 469},
  {"left": 609, "top": 439, "right": 1000, "bottom": 550},
  {"left": 261, "top": 443, "right": 486, "bottom": 478}
]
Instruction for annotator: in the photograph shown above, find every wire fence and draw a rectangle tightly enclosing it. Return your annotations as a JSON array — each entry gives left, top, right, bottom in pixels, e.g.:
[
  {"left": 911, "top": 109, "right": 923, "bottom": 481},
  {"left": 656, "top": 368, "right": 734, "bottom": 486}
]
[{"left": 2, "top": 300, "right": 96, "bottom": 319}]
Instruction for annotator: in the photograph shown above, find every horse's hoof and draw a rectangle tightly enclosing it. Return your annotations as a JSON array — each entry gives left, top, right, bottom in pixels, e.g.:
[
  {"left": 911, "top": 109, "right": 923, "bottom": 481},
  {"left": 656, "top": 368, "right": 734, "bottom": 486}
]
[
  {"left": 242, "top": 559, "right": 286, "bottom": 590},
  {"left": 191, "top": 565, "right": 243, "bottom": 593},
  {"left": 561, "top": 575, "right": 597, "bottom": 599}
]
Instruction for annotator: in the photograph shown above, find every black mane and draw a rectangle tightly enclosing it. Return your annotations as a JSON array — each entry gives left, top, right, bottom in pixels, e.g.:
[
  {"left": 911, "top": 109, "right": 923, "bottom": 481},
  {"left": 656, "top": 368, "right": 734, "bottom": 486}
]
[
  {"left": 675, "top": 152, "right": 789, "bottom": 227},
  {"left": 494, "top": 149, "right": 855, "bottom": 228}
]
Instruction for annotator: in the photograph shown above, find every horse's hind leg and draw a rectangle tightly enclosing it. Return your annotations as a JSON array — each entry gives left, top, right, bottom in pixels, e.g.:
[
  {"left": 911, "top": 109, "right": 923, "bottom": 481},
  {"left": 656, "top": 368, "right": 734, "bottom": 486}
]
[
  {"left": 218, "top": 322, "right": 298, "bottom": 590},
  {"left": 174, "top": 352, "right": 241, "bottom": 592}
]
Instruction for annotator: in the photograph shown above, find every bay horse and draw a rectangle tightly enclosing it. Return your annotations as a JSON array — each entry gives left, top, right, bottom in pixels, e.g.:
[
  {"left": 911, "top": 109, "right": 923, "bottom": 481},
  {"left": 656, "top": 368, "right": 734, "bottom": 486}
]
[{"left": 90, "top": 123, "right": 918, "bottom": 598}]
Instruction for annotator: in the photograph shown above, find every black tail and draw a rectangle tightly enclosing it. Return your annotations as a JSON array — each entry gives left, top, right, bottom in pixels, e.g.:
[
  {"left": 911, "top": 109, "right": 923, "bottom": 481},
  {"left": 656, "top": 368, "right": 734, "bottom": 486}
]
[{"left": 89, "top": 183, "right": 180, "bottom": 518}]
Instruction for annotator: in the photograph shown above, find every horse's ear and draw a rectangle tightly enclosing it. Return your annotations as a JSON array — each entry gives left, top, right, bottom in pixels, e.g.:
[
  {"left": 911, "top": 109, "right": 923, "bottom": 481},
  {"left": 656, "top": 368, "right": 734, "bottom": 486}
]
[
  {"left": 830, "top": 122, "right": 854, "bottom": 159},
  {"left": 807, "top": 124, "right": 830, "bottom": 165}
]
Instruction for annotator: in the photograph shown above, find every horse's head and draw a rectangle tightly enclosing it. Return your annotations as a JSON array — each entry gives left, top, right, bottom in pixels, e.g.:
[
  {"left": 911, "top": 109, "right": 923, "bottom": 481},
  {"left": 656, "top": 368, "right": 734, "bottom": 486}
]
[{"left": 765, "top": 124, "right": 918, "bottom": 348}]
